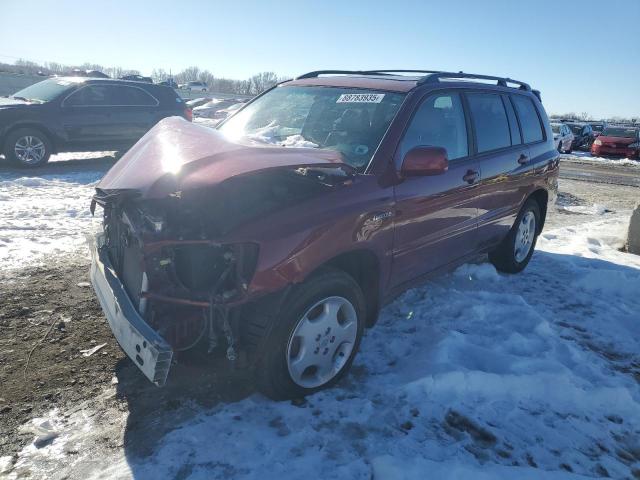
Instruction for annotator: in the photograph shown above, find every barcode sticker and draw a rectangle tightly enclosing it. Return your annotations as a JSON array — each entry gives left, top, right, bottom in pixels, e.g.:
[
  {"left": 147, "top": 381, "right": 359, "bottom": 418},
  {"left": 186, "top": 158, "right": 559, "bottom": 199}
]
[{"left": 336, "top": 93, "right": 385, "bottom": 103}]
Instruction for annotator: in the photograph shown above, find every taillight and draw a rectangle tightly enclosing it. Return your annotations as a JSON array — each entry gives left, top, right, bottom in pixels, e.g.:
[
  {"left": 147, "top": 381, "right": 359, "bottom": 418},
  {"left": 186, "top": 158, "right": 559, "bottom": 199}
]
[{"left": 184, "top": 107, "right": 193, "bottom": 122}]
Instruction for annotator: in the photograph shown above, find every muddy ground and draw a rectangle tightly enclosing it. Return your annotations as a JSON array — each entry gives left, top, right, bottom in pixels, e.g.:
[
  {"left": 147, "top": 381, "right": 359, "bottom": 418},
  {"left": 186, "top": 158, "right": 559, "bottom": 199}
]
[
  {"left": 0, "top": 259, "right": 254, "bottom": 460},
  {"left": 0, "top": 175, "right": 638, "bottom": 460}
]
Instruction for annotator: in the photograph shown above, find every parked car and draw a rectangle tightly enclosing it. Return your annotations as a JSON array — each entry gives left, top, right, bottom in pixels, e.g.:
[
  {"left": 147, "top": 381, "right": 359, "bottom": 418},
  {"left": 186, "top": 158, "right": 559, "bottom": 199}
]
[
  {"left": 181, "top": 81, "right": 208, "bottom": 92},
  {"left": 551, "top": 122, "right": 574, "bottom": 153},
  {"left": 120, "top": 74, "right": 153, "bottom": 83},
  {"left": 192, "top": 98, "right": 246, "bottom": 118},
  {"left": 185, "top": 97, "right": 213, "bottom": 109},
  {"left": 159, "top": 79, "right": 178, "bottom": 89},
  {"left": 591, "top": 126, "right": 640, "bottom": 158},
  {"left": 588, "top": 121, "right": 607, "bottom": 136},
  {"left": 0, "top": 77, "right": 191, "bottom": 167},
  {"left": 563, "top": 122, "right": 595, "bottom": 150},
  {"left": 89, "top": 70, "right": 558, "bottom": 399},
  {"left": 68, "top": 68, "right": 110, "bottom": 78}
]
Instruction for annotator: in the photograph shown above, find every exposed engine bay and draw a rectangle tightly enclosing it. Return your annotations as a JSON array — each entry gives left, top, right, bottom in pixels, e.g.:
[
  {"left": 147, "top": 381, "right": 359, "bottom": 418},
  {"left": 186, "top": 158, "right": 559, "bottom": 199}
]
[{"left": 92, "top": 166, "right": 353, "bottom": 360}]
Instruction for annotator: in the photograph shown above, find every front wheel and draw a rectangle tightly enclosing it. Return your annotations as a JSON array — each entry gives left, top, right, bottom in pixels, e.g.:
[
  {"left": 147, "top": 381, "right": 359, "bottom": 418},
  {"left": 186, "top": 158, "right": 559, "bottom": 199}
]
[
  {"left": 489, "top": 199, "right": 541, "bottom": 274},
  {"left": 252, "top": 268, "right": 365, "bottom": 400},
  {"left": 3, "top": 128, "right": 52, "bottom": 168}
]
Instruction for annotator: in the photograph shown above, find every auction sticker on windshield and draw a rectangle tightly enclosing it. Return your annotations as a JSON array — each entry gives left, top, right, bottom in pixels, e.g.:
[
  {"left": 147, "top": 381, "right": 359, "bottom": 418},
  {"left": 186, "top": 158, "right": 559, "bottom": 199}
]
[{"left": 336, "top": 93, "right": 385, "bottom": 103}]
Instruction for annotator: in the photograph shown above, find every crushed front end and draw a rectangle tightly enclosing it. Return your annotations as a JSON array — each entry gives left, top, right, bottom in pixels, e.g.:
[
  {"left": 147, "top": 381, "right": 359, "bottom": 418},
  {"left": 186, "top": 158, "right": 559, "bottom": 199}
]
[{"left": 90, "top": 188, "right": 260, "bottom": 386}]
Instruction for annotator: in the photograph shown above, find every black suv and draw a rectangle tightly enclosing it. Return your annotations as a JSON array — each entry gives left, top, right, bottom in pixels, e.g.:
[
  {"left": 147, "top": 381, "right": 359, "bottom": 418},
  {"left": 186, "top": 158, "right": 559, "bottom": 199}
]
[{"left": 0, "top": 77, "right": 191, "bottom": 167}]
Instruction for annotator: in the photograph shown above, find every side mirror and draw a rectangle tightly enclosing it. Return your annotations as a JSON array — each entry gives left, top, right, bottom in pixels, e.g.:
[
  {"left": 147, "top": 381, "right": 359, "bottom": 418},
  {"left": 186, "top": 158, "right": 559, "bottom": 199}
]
[{"left": 401, "top": 146, "right": 449, "bottom": 177}]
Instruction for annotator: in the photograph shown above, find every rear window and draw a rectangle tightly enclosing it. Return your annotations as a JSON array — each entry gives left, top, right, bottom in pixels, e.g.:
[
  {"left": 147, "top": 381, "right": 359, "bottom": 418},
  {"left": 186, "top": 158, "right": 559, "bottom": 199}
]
[
  {"left": 467, "top": 93, "right": 511, "bottom": 153},
  {"left": 511, "top": 96, "right": 544, "bottom": 143}
]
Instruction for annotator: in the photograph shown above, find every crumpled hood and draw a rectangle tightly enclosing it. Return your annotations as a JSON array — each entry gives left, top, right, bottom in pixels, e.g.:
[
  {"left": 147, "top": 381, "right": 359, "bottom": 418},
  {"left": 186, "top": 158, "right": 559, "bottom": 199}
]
[{"left": 98, "top": 117, "right": 349, "bottom": 199}]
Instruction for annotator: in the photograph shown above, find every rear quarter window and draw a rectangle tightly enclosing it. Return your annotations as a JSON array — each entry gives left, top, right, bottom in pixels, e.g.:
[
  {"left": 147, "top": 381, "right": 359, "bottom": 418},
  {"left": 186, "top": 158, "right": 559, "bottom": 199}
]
[
  {"left": 466, "top": 93, "right": 511, "bottom": 153},
  {"left": 511, "top": 95, "right": 544, "bottom": 143}
]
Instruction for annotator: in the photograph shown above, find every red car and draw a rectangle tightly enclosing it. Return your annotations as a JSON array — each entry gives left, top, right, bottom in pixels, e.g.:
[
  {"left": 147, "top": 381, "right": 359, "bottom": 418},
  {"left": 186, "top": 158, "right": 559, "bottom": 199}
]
[
  {"left": 90, "top": 70, "right": 558, "bottom": 399},
  {"left": 591, "top": 126, "right": 640, "bottom": 159}
]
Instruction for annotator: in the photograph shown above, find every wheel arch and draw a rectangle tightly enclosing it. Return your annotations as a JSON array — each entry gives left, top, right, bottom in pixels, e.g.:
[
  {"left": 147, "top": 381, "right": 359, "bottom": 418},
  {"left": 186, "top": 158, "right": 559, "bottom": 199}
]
[
  {"left": 527, "top": 188, "right": 548, "bottom": 234},
  {"left": 319, "top": 248, "right": 382, "bottom": 327}
]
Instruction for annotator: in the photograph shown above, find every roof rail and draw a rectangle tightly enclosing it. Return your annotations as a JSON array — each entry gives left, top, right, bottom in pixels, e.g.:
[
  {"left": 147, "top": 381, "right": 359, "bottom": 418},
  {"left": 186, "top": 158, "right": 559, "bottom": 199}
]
[
  {"left": 294, "top": 70, "right": 534, "bottom": 94},
  {"left": 419, "top": 71, "right": 531, "bottom": 91},
  {"left": 295, "top": 69, "right": 446, "bottom": 79},
  {"left": 295, "top": 70, "right": 391, "bottom": 79}
]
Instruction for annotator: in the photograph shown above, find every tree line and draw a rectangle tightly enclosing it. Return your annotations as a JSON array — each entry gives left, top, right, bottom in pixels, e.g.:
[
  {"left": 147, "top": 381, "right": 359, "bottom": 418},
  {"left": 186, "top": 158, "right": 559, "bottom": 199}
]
[{"left": 0, "top": 59, "right": 289, "bottom": 96}]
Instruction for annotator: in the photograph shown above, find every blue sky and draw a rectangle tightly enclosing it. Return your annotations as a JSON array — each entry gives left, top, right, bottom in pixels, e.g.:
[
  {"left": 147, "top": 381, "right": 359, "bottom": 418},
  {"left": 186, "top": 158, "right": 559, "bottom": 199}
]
[{"left": 1, "top": 0, "right": 639, "bottom": 118}]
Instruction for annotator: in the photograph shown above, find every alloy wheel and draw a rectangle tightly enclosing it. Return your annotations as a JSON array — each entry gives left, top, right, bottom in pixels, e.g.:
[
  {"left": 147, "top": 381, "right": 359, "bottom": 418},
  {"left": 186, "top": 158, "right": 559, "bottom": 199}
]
[
  {"left": 14, "top": 135, "right": 46, "bottom": 164},
  {"left": 514, "top": 211, "right": 536, "bottom": 262},
  {"left": 286, "top": 296, "right": 358, "bottom": 389}
]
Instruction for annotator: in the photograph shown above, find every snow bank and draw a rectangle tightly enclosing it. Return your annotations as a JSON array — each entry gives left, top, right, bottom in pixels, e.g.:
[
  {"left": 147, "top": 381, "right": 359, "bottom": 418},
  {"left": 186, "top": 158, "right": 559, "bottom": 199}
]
[{"left": 9, "top": 213, "right": 640, "bottom": 479}]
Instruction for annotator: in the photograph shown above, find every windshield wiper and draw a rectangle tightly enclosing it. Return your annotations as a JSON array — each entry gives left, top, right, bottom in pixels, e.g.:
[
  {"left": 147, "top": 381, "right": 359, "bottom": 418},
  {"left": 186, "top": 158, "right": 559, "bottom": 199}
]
[{"left": 11, "top": 96, "right": 29, "bottom": 101}]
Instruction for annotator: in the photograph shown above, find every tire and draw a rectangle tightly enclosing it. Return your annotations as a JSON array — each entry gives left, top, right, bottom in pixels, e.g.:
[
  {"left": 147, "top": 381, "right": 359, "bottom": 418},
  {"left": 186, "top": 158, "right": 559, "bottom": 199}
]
[
  {"left": 3, "top": 128, "right": 52, "bottom": 168},
  {"left": 251, "top": 268, "right": 365, "bottom": 400},
  {"left": 557, "top": 141, "right": 563, "bottom": 153},
  {"left": 489, "top": 199, "right": 541, "bottom": 274}
]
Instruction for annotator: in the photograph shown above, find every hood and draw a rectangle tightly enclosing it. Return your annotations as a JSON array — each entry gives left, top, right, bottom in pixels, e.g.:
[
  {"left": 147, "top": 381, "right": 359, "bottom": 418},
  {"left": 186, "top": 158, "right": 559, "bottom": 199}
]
[
  {"left": 597, "top": 135, "right": 636, "bottom": 145},
  {"left": 98, "top": 117, "right": 351, "bottom": 199}
]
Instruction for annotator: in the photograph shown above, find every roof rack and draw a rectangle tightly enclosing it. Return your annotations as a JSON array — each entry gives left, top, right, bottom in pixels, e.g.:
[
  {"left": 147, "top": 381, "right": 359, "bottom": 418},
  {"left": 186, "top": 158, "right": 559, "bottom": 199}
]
[
  {"left": 294, "top": 69, "right": 533, "bottom": 94},
  {"left": 296, "top": 70, "right": 397, "bottom": 79},
  {"left": 418, "top": 71, "right": 531, "bottom": 91}
]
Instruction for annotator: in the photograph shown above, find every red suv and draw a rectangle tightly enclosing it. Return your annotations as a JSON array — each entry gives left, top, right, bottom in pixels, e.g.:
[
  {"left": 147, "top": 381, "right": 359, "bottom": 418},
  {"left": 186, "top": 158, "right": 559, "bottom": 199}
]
[{"left": 90, "top": 70, "right": 558, "bottom": 399}]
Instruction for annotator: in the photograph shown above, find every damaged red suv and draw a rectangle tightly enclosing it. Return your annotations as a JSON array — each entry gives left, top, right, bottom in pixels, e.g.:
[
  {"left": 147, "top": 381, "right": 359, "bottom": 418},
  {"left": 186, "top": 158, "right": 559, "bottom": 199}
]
[{"left": 90, "top": 70, "right": 558, "bottom": 399}]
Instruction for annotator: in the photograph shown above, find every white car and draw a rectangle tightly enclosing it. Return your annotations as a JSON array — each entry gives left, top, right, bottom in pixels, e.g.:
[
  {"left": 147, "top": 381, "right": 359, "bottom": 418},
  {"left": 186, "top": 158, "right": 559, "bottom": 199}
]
[
  {"left": 193, "top": 99, "right": 245, "bottom": 119},
  {"left": 181, "top": 81, "right": 208, "bottom": 92},
  {"left": 551, "top": 122, "right": 574, "bottom": 153}
]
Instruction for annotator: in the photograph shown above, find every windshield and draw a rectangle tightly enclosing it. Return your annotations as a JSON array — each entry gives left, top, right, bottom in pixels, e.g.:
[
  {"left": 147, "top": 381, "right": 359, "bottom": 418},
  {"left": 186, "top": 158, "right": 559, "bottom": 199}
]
[
  {"left": 11, "top": 78, "right": 78, "bottom": 103},
  {"left": 590, "top": 124, "right": 604, "bottom": 131},
  {"left": 602, "top": 127, "right": 638, "bottom": 138},
  {"left": 568, "top": 124, "right": 583, "bottom": 135},
  {"left": 551, "top": 124, "right": 560, "bottom": 134},
  {"left": 218, "top": 85, "right": 406, "bottom": 170}
]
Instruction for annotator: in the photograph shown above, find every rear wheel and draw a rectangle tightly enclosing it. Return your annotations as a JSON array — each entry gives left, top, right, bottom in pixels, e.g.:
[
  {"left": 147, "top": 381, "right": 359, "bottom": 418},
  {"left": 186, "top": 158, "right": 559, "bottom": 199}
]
[
  {"left": 252, "top": 268, "right": 365, "bottom": 400},
  {"left": 3, "top": 128, "right": 52, "bottom": 168},
  {"left": 489, "top": 199, "right": 541, "bottom": 274}
]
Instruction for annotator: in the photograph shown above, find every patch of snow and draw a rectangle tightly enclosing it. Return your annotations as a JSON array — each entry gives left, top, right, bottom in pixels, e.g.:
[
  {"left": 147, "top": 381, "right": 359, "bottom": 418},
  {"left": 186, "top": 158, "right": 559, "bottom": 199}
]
[
  {"left": 0, "top": 171, "right": 101, "bottom": 271},
  {"left": 562, "top": 151, "right": 640, "bottom": 168},
  {"left": 9, "top": 214, "right": 640, "bottom": 479},
  {"left": 557, "top": 203, "right": 610, "bottom": 215},
  {"left": 280, "top": 134, "right": 318, "bottom": 148}
]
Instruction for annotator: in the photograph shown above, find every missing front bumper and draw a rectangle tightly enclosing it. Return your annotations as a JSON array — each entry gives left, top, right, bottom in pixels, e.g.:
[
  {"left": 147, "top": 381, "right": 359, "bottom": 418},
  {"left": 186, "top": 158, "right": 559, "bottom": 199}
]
[{"left": 90, "top": 233, "right": 173, "bottom": 386}]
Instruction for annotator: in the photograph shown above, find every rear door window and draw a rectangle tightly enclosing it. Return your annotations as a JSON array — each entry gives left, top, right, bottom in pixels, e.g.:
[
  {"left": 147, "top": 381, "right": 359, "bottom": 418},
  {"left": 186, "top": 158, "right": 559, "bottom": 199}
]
[
  {"left": 466, "top": 93, "right": 511, "bottom": 153},
  {"left": 109, "top": 86, "right": 158, "bottom": 106},
  {"left": 399, "top": 92, "right": 468, "bottom": 160},
  {"left": 511, "top": 95, "right": 544, "bottom": 143}
]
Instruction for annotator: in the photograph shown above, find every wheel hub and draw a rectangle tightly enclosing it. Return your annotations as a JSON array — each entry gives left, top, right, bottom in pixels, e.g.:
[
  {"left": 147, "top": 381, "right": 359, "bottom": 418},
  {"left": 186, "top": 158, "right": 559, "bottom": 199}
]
[{"left": 286, "top": 296, "right": 358, "bottom": 388}]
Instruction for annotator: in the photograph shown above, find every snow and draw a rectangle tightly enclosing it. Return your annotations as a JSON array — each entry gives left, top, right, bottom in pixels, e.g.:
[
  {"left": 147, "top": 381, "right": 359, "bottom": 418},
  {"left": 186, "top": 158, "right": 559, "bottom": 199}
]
[
  {"left": 562, "top": 150, "right": 640, "bottom": 168},
  {"left": 8, "top": 211, "right": 640, "bottom": 479},
  {"left": 0, "top": 169, "right": 102, "bottom": 271}
]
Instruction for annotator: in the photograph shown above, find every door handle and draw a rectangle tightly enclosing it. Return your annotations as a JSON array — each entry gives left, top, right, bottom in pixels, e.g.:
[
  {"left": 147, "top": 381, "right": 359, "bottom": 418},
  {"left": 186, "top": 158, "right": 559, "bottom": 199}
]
[
  {"left": 517, "top": 153, "right": 529, "bottom": 165},
  {"left": 462, "top": 170, "right": 479, "bottom": 184}
]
